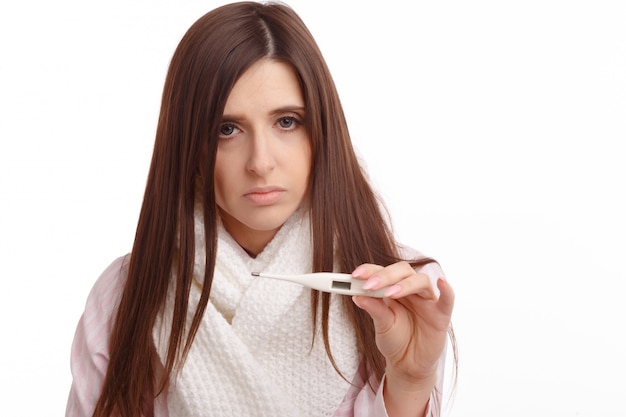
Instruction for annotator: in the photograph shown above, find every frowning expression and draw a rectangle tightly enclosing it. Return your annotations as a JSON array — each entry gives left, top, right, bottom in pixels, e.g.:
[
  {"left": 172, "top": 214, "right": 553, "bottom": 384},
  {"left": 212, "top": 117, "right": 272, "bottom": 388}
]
[{"left": 213, "top": 59, "right": 312, "bottom": 255}]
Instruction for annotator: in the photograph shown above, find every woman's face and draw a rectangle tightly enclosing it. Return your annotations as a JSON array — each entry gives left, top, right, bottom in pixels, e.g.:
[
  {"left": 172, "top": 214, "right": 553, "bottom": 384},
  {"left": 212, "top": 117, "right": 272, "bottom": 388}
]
[{"left": 213, "top": 59, "right": 312, "bottom": 256}]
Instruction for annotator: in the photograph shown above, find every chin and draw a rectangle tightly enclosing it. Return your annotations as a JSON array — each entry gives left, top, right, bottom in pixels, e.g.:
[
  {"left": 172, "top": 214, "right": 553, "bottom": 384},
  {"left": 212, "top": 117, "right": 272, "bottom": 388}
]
[{"left": 243, "top": 208, "right": 296, "bottom": 231}]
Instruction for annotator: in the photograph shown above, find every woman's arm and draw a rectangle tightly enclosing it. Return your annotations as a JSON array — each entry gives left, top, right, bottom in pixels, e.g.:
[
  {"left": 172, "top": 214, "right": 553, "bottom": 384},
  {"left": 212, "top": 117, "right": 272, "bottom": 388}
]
[
  {"left": 65, "top": 257, "right": 128, "bottom": 417},
  {"left": 335, "top": 345, "right": 446, "bottom": 417},
  {"left": 351, "top": 262, "right": 454, "bottom": 417}
]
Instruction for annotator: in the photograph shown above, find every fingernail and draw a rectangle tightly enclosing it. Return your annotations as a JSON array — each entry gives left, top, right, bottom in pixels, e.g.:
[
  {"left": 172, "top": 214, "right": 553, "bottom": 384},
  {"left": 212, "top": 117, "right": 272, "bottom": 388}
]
[
  {"left": 352, "top": 266, "right": 365, "bottom": 277},
  {"left": 384, "top": 284, "right": 402, "bottom": 298},
  {"left": 362, "top": 276, "right": 381, "bottom": 290}
]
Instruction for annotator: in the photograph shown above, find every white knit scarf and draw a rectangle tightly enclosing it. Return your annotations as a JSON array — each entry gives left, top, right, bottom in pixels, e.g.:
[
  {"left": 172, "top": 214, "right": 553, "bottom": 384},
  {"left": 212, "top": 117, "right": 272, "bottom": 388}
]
[{"left": 153, "top": 207, "right": 360, "bottom": 417}]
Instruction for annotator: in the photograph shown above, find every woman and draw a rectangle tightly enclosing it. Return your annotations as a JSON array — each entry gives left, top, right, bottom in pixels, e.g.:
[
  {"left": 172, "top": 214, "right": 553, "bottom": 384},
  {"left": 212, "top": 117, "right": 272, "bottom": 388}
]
[{"left": 66, "top": 2, "right": 455, "bottom": 416}]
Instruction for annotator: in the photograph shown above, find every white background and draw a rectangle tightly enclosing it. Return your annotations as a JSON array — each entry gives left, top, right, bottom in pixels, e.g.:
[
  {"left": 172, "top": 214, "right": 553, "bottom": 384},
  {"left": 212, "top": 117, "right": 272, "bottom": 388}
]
[{"left": 1, "top": 1, "right": 624, "bottom": 416}]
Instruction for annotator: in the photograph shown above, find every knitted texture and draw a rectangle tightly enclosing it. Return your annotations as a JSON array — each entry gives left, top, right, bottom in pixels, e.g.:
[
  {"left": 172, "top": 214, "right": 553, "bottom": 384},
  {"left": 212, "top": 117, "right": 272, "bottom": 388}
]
[{"left": 153, "top": 208, "right": 360, "bottom": 417}]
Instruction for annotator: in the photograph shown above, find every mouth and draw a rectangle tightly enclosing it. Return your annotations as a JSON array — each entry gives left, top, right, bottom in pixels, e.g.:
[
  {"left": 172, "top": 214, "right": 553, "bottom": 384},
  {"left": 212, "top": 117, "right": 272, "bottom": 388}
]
[{"left": 244, "top": 186, "right": 286, "bottom": 206}]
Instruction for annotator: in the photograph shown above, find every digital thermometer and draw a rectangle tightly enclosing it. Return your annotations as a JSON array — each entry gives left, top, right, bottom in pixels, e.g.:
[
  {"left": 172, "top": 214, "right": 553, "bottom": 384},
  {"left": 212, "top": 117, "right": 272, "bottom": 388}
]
[{"left": 251, "top": 272, "right": 389, "bottom": 298}]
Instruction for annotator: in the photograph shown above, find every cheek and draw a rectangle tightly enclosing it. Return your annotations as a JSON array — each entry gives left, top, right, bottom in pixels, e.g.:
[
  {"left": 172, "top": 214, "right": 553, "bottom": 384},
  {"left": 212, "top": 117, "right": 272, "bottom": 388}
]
[
  {"left": 212, "top": 161, "right": 228, "bottom": 206},
  {"left": 299, "top": 145, "right": 313, "bottom": 182},
  {"left": 300, "top": 158, "right": 311, "bottom": 181}
]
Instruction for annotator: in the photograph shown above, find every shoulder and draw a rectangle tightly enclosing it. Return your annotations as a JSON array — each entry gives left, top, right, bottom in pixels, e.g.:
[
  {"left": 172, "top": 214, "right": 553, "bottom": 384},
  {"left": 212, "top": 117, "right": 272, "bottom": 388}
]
[
  {"left": 71, "top": 254, "right": 132, "bottom": 362},
  {"left": 74, "top": 255, "right": 131, "bottom": 355},
  {"left": 86, "top": 255, "right": 130, "bottom": 319}
]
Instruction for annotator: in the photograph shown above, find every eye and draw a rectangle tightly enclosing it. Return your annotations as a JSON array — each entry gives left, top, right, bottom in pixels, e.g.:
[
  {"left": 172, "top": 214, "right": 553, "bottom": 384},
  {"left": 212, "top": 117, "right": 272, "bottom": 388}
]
[
  {"left": 277, "top": 116, "right": 299, "bottom": 130},
  {"left": 218, "top": 123, "right": 239, "bottom": 138}
]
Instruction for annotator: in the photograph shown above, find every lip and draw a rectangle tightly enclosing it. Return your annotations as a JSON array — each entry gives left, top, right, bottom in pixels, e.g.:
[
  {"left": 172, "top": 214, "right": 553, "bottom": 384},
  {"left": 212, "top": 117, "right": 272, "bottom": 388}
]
[{"left": 244, "top": 186, "right": 286, "bottom": 206}]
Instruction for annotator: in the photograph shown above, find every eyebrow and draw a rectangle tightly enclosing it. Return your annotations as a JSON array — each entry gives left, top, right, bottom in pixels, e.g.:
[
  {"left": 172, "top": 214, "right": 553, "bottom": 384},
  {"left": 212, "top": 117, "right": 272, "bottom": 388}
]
[{"left": 222, "top": 105, "right": 306, "bottom": 121}]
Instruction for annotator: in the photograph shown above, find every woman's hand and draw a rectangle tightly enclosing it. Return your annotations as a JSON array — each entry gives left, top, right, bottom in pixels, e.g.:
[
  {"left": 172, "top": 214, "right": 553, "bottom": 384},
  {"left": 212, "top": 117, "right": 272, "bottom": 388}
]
[{"left": 351, "top": 261, "right": 454, "bottom": 416}]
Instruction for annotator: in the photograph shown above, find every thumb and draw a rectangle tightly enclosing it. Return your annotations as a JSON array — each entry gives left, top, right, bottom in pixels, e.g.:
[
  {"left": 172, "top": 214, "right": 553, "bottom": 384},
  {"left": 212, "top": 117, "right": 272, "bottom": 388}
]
[
  {"left": 436, "top": 277, "right": 455, "bottom": 315},
  {"left": 352, "top": 296, "right": 394, "bottom": 332}
]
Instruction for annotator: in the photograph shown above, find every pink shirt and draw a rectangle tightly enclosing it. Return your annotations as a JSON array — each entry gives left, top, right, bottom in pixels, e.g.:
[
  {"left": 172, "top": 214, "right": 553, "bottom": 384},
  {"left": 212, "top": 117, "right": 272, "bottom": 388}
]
[{"left": 65, "top": 256, "right": 442, "bottom": 417}]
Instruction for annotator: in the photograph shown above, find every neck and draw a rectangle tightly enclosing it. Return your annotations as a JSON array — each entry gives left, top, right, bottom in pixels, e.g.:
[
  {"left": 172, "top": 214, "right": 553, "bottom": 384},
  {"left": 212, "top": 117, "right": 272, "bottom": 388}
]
[{"left": 218, "top": 212, "right": 281, "bottom": 257}]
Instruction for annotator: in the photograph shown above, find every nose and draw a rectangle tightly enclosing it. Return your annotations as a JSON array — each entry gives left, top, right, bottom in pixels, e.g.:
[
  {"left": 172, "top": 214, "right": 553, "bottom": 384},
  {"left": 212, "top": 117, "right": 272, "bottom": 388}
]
[{"left": 246, "top": 129, "right": 276, "bottom": 176}]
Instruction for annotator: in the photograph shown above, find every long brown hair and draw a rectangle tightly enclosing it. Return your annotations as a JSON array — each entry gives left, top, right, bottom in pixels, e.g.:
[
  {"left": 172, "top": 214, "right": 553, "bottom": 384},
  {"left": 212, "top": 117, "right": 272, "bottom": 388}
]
[{"left": 93, "top": 2, "right": 452, "bottom": 416}]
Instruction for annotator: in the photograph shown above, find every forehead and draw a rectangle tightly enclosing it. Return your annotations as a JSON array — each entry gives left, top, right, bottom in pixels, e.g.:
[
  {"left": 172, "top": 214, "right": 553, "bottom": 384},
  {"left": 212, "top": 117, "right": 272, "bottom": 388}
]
[{"left": 223, "top": 60, "right": 304, "bottom": 114}]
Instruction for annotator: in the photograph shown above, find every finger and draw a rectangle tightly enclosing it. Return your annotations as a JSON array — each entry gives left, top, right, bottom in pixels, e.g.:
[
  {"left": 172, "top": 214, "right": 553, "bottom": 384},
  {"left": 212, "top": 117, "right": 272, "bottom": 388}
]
[
  {"left": 358, "top": 261, "right": 415, "bottom": 290},
  {"left": 351, "top": 296, "right": 394, "bottom": 333},
  {"left": 436, "top": 278, "right": 455, "bottom": 315},
  {"left": 385, "top": 272, "right": 438, "bottom": 300},
  {"left": 351, "top": 263, "right": 384, "bottom": 279},
  {"left": 361, "top": 261, "right": 437, "bottom": 299}
]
